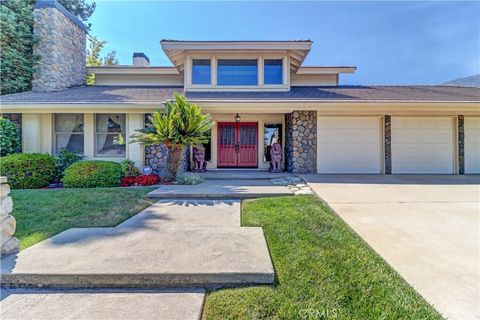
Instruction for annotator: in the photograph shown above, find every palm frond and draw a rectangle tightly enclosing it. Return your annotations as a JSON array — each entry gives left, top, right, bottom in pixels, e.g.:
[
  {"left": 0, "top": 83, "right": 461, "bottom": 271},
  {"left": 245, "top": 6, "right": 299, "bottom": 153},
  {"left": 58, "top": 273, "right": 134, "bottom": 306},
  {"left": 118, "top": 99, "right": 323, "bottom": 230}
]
[{"left": 129, "top": 93, "right": 215, "bottom": 149}]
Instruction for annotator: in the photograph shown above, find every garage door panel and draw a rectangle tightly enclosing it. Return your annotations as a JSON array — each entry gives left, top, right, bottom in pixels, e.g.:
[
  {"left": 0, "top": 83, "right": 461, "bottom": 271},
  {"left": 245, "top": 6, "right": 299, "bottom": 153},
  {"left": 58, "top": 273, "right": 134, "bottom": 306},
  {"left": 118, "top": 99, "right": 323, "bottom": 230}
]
[
  {"left": 317, "top": 117, "right": 381, "bottom": 174},
  {"left": 392, "top": 117, "right": 454, "bottom": 174},
  {"left": 465, "top": 117, "right": 480, "bottom": 174}
]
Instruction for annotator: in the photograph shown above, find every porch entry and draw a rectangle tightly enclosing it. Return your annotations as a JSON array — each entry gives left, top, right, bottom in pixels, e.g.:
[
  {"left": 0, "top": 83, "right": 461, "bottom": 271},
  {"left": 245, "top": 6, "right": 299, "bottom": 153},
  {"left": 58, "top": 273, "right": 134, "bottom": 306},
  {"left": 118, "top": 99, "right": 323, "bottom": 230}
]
[{"left": 217, "top": 122, "right": 258, "bottom": 167}]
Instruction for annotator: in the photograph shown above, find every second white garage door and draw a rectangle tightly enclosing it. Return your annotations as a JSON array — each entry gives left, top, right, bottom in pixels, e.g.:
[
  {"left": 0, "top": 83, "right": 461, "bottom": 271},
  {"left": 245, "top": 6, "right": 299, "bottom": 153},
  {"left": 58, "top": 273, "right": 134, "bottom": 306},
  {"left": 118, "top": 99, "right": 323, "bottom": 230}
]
[
  {"left": 465, "top": 117, "right": 480, "bottom": 174},
  {"left": 317, "top": 117, "right": 382, "bottom": 173},
  {"left": 392, "top": 117, "right": 455, "bottom": 174}
]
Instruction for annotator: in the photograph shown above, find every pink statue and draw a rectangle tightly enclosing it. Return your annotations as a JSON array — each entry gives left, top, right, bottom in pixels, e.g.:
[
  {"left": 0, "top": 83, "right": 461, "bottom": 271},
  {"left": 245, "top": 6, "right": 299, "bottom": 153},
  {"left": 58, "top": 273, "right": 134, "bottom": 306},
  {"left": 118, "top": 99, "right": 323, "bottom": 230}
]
[
  {"left": 270, "top": 142, "right": 282, "bottom": 173},
  {"left": 193, "top": 144, "right": 207, "bottom": 172}
]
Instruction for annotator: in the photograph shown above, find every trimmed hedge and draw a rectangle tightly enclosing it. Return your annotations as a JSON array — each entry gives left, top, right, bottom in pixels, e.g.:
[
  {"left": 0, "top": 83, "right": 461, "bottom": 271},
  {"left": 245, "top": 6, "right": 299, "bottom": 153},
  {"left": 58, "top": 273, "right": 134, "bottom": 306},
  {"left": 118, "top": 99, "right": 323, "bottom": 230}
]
[
  {"left": 63, "top": 160, "right": 123, "bottom": 188},
  {"left": 0, "top": 153, "right": 55, "bottom": 189}
]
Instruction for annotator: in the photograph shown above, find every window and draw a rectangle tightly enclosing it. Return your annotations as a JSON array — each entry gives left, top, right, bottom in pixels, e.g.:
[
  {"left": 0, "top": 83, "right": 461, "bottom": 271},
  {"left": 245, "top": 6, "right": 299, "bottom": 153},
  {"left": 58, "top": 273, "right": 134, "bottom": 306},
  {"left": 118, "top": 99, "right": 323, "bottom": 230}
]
[
  {"left": 264, "top": 124, "right": 282, "bottom": 162},
  {"left": 54, "top": 114, "right": 84, "bottom": 154},
  {"left": 95, "top": 114, "right": 126, "bottom": 157},
  {"left": 264, "top": 59, "right": 283, "bottom": 85},
  {"left": 192, "top": 59, "right": 211, "bottom": 85},
  {"left": 217, "top": 59, "right": 257, "bottom": 86}
]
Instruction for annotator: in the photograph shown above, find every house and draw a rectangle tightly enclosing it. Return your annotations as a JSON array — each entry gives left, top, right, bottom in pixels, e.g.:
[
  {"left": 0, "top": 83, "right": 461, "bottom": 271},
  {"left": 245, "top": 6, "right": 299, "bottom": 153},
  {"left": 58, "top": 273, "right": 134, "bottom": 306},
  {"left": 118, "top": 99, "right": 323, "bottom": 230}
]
[{"left": 1, "top": 0, "right": 480, "bottom": 174}]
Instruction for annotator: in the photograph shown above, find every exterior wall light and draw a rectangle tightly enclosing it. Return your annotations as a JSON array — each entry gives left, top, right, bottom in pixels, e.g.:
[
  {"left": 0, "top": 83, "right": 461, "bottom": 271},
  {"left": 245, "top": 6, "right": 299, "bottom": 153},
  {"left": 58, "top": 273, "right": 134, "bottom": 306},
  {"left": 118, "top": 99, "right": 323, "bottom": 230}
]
[{"left": 234, "top": 113, "right": 241, "bottom": 123}]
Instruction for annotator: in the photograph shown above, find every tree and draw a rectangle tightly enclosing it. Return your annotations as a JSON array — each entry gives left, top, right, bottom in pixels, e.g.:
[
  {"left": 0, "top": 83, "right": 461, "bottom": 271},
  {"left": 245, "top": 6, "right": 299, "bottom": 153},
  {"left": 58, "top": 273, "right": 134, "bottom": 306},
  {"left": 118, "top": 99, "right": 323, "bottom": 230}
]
[
  {"left": 0, "top": 0, "right": 38, "bottom": 95},
  {"left": 131, "top": 94, "right": 215, "bottom": 181},
  {"left": 0, "top": 117, "right": 20, "bottom": 156},
  {"left": 0, "top": 0, "right": 96, "bottom": 95},
  {"left": 86, "top": 36, "right": 118, "bottom": 85},
  {"left": 58, "top": 0, "right": 96, "bottom": 30}
]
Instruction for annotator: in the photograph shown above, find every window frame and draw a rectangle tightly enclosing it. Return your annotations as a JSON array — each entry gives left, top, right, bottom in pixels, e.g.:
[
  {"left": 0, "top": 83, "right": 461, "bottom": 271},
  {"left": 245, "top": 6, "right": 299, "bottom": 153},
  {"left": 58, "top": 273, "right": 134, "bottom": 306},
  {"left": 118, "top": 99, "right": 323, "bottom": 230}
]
[
  {"left": 94, "top": 113, "right": 127, "bottom": 158},
  {"left": 187, "top": 54, "right": 287, "bottom": 90},
  {"left": 264, "top": 59, "right": 283, "bottom": 85},
  {"left": 217, "top": 59, "right": 258, "bottom": 86},
  {"left": 192, "top": 59, "right": 212, "bottom": 85},
  {"left": 53, "top": 113, "right": 85, "bottom": 155}
]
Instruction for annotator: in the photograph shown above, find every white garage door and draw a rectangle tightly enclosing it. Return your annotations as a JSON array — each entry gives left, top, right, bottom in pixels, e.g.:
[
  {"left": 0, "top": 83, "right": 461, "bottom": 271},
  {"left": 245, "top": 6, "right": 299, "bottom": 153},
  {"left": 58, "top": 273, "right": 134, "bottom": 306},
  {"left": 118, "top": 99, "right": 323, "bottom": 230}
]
[
  {"left": 465, "top": 117, "right": 480, "bottom": 174},
  {"left": 317, "top": 117, "right": 382, "bottom": 173},
  {"left": 392, "top": 117, "right": 454, "bottom": 174}
]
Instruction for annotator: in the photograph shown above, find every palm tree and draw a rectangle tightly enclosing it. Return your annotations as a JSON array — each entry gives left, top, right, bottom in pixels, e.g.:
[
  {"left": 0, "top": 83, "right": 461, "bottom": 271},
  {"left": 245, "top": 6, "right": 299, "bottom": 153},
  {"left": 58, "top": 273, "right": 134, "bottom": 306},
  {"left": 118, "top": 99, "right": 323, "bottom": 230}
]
[{"left": 131, "top": 94, "right": 214, "bottom": 181}]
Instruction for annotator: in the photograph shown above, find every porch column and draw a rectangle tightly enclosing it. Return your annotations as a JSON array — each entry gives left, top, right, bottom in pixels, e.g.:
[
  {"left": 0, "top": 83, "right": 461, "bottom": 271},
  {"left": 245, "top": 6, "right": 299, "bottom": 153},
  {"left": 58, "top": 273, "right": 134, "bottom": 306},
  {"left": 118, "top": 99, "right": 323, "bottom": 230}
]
[
  {"left": 285, "top": 111, "right": 317, "bottom": 173},
  {"left": 458, "top": 115, "right": 465, "bottom": 174},
  {"left": 384, "top": 115, "right": 392, "bottom": 174}
]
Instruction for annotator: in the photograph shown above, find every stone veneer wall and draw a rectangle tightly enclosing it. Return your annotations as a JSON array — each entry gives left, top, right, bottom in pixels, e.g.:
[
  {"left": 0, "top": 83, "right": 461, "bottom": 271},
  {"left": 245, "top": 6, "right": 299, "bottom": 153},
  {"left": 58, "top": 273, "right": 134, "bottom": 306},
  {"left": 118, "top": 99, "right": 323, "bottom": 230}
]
[
  {"left": 1, "top": 177, "right": 19, "bottom": 256},
  {"left": 285, "top": 111, "right": 317, "bottom": 173},
  {"left": 458, "top": 115, "right": 465, "bottom": 174},
  {"left": 1, "top": 113, "right": 22, "bottom": 153},
  {"left": 384, "top": 115, "right": 392, "bottom": 174},
  {"left": 144, "top": 114, "right": 190, "bottom": 175},
  {"left": 33, "top": 0, "right": 87, "bottom": 92}
]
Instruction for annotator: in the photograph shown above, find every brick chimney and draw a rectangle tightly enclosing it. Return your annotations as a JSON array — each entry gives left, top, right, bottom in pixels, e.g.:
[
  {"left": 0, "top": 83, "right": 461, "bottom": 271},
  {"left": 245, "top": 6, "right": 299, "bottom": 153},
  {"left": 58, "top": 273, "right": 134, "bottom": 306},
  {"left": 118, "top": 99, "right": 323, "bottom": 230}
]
[
  {"left": 133, "top": 52, "right": 150, "bottom": 67},
  {"left": 32, "top": 0, "right": 87, "bottom": 91}
]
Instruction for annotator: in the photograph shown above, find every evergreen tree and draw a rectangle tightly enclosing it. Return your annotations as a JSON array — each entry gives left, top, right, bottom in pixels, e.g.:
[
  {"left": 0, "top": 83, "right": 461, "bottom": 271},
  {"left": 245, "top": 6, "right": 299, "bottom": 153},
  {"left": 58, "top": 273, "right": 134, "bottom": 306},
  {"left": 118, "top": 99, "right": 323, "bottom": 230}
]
[
  {"left": 58, "top": 0, "right": 96, "bottom": 30},
  {"left": 0, "top": 0, "right": 38, "bottom": 95}
]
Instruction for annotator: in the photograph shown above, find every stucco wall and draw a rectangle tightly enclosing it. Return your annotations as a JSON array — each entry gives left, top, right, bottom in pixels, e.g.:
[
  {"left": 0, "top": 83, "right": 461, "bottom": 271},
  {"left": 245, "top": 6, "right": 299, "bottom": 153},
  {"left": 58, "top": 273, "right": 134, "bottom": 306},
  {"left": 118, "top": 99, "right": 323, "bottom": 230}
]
[
  {"left": 21, "top": 113, "right": 145, "bottom": 167},
  {"left": 33, "top": 1, "right": 86, "bottom": 91}
]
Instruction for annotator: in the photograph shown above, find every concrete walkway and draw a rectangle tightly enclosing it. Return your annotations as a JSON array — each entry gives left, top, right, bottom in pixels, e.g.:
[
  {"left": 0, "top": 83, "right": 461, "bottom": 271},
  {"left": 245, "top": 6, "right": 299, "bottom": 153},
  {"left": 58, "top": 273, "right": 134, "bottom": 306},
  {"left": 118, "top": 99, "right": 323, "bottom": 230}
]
[
  {"left": 1, "top": 288, "right": 205, "bottom": 320},
  {"left": 1, "top": 198, "right": 275, "bottom": 319},
  {"left": 198, "top": 169, "right": 294, "bottom": 180},
  {"left": 148, "top": 179, "right": 293, "bottom": 199},
  {"left": 301, "top": 174, "right": 480, "bottom": 320}
]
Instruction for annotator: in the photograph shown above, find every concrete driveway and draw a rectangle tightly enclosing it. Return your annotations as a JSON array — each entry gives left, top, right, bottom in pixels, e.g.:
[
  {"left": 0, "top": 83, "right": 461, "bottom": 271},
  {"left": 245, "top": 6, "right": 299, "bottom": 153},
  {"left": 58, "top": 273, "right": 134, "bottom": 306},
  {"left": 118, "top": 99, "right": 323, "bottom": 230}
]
[{"left": 300, "top": 175, "right": 480, "bottom": 320}]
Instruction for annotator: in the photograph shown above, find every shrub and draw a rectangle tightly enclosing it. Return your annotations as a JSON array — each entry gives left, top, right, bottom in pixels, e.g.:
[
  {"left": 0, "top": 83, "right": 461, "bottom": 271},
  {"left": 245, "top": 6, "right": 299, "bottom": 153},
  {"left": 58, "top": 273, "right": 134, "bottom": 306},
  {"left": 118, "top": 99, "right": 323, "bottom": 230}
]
[
  {"left": 0, "top": 153, "right": 55, "bottom": 189},
  {"left": 175, "top": 173, "right": 203, "bottom": 185},
  {"left": 63, "top": 160, "right": 123, "bottom": 188},
  {"left": 120, "top": 159, "right": 140, "bottom": 177},
  {"left": 0, "top": 117, "right": 20, "bottom": 156},
  {"left": 55, "top": 148, "right": 82, "bottom": 182}
]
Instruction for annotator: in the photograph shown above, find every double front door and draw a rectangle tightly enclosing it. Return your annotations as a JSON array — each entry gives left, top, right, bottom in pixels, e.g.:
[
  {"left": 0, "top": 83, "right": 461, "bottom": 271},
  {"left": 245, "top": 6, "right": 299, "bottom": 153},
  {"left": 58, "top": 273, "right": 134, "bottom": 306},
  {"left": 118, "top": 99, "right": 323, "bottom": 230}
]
[{"left": 217, "top": 122, "right": 258, "bottom": 167}]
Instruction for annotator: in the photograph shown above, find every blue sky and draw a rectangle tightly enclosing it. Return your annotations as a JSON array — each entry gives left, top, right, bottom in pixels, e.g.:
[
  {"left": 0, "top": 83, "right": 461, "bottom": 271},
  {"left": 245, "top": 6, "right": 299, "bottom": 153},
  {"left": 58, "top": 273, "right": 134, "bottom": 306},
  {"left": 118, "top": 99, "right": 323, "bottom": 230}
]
[{"left": 89, "top": 1, "right": 480, "bottom": 85}]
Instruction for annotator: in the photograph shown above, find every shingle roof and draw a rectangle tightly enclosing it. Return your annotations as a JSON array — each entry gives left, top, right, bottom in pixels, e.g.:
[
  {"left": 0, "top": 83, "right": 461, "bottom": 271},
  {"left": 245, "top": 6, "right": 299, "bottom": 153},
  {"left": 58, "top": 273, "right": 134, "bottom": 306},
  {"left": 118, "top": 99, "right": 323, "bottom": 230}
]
[{"left": 1, "top": 85, "right": 479, "bottom": 104}]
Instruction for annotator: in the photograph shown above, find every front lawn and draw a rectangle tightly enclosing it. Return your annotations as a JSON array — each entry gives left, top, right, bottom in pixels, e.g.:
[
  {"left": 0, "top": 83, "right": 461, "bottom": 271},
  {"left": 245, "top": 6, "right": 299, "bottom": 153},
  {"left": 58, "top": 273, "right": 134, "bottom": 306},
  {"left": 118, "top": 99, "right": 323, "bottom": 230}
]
[
  {"left": 11, "top": 187, "right": 156, "bottom": 249},
  {"left": 202, "top": 196, "right": 441, "bottom": 320}
]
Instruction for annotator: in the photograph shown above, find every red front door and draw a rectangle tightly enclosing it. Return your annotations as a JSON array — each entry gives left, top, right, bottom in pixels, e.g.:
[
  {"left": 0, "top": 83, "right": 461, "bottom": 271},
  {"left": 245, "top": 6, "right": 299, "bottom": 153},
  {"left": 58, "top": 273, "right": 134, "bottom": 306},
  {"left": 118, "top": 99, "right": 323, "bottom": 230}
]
[{"left": 218, "top": 122, "right": 257, "bottom": 167}]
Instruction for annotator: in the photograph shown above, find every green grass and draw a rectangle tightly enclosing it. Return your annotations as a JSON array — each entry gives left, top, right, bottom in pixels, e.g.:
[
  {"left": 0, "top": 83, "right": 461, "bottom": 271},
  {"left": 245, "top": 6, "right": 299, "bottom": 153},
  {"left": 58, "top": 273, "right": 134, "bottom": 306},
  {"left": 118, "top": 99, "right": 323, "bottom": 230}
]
[
  {"left": 11, "top": 187, "right": 156, "bottom": 249},
  {"left": 202, "top": 196, "right": 442, "bottom": 320}
]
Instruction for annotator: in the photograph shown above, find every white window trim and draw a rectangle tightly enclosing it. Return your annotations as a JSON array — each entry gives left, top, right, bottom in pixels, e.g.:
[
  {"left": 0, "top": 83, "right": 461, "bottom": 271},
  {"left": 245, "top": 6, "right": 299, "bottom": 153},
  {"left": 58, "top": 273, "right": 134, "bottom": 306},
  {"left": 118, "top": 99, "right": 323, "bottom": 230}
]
[
  {"left": 185, "top": 53, "right": 289, "bottom": 91},
  {"left": 94, "top": 113, "right": 127, "bottom": 158},
  {"left": 53, "top": 113, "right": 85, "bottom": 155}
]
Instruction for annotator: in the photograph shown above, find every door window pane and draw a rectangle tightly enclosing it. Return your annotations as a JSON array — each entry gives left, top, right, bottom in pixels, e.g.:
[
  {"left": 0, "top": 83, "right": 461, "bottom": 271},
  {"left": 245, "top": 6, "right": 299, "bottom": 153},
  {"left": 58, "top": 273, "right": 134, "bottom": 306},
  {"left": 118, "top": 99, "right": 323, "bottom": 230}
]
[
  {"left": 95, "top": 114, "right": 126, "bottom": 157},
  {"left": 54, "top": 114, "right": 84, "bottom": 154},
  {"left": 218, "top": 59, "right": 258, "bottom": 85},
  {"left": 192, "top": 59, "right": 211, "bottom": 85},
  {"left": 264, "top": 124, "right": 282, "bottom": 161},
  {"left": 264, "top": 59, "right": 283, "bottom": 85}
]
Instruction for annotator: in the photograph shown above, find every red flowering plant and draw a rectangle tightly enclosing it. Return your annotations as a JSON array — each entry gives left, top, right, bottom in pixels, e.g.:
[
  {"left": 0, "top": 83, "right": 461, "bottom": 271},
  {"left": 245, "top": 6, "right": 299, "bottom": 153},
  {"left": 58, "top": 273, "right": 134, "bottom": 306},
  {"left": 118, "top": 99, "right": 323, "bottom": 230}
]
[
  {"left": 121, "top": 176, "right": 137, "bottom": 187},
  {"left": 135, "top": 174, "right": 160, "bottom": 186}
]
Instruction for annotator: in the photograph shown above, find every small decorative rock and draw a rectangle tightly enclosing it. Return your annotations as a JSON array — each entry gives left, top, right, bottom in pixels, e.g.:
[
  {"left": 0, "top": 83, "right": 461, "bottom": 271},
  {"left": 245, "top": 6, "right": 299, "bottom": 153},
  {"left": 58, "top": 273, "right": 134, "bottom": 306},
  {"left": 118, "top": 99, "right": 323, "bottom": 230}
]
[
  {"left": 1, "top": 177, "right": 19, "bottom": 255},
  {"left": 270, "top": 177, "right": 314, "bottom": 196}
]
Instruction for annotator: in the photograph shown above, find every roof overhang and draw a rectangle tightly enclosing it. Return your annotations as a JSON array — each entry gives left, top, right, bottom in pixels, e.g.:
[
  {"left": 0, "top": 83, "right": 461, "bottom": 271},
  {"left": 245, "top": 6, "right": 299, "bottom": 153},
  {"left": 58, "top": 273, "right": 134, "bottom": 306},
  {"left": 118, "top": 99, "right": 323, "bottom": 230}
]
[
  {"left": 87, "top": 66, "right": 179, "bottom": 75},
  {"left": 160, "top": 40, "right": 312, "bottom": 72},
  {"left": 296, "top": 66, "right": 357, "bottom": 74}
]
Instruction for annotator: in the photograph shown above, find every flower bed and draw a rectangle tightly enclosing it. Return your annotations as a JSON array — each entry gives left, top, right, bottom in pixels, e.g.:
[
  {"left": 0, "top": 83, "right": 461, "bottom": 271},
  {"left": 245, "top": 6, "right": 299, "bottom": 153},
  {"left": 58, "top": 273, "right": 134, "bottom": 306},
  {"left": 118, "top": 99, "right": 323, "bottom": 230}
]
[{"left": 121, "top": 174, "right": 160, "bottom": 187}]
